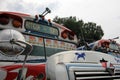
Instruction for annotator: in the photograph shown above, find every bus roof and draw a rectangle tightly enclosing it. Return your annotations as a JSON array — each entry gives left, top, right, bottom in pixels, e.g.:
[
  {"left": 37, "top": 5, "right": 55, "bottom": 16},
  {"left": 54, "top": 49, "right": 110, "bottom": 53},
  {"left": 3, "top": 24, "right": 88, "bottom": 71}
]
[
  {"left": 52, "top": 22, "right": 75, "bottom": 35},
  {"left": 0, "top": 11, "right": 30, "bottom": 17},
  {"left": 0, "top": 11, "right": 76, "bottom": 36}
]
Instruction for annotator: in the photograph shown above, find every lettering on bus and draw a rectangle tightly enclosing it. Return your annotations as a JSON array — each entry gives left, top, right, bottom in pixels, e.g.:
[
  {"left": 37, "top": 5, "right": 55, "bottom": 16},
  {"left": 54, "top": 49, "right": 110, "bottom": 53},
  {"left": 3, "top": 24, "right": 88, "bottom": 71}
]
[{"left": 24, "top": 20, "right": 59, "bottom": 37}]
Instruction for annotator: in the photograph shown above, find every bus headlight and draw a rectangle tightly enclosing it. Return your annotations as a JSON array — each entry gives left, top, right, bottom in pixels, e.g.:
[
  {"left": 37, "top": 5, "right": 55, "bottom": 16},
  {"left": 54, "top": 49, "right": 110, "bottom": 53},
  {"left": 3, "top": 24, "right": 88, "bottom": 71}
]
[{"left": 0, "top": 29, "right": 26, "bottom": 56}]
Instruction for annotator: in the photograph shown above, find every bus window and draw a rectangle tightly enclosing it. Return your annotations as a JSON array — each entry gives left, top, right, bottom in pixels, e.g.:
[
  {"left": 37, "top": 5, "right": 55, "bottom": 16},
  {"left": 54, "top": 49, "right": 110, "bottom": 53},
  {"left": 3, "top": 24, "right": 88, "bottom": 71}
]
[
  {"left": 109, "top": 42, "right": 119, "bottom": 51},
  {"left": 24, "top": 20, "right": 59, "bottom": 38}
]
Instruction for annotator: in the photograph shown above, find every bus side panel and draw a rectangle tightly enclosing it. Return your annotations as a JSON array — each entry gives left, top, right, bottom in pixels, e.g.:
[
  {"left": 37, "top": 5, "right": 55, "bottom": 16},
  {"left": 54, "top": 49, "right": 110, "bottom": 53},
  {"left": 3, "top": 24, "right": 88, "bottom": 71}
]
[{"left": 0, "top": 63, "right": 46, "bottom": 80}]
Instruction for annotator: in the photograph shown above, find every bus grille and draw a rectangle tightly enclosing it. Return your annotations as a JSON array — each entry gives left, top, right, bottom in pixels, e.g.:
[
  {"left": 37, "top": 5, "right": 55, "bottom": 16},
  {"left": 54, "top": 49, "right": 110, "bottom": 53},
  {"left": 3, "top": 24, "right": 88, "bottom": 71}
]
[
  {"left": 74, "top": 68, "right": 120, "bottom": 80},
  {"left": 67, "top": 63, "right": 120, "bottom": 80}
]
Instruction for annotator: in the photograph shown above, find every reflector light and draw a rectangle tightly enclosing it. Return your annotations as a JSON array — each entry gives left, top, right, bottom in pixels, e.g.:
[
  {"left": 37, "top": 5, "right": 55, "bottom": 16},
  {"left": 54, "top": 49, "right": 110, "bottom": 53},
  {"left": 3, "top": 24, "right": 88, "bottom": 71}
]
[
  {"left": 41, "top": 16, "right": 44, "bottom": 20},
  {"left": 48, "top": 19, "right": 51, "bottom": 22},
  {"left": 34, "top": 15, "right": 38, "bottom": 21},
  {"left": 61, "top": 30, "right": 68, "bottom": 39},
  {"left": 12, "top": 20, "right": 22, "bottom": 28},
  {"left": 68, "top": 32, "right": 74, "bottom": 40},
  {"left": 0, "top": 17, "right": 9, "bottom": 25},
  {"left": 101, "top": 62, "right": 107, "bottom": 68},
  {"left": 68, "top": 35, "right": 74, "bottom": 40}
]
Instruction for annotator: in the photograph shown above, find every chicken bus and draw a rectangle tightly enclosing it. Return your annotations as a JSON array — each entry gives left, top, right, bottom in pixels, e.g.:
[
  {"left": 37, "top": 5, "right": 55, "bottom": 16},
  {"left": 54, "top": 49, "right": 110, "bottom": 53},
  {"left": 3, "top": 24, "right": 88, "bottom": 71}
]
[{"left": 0, "top": 10, "right": 78, "bottom": 80}]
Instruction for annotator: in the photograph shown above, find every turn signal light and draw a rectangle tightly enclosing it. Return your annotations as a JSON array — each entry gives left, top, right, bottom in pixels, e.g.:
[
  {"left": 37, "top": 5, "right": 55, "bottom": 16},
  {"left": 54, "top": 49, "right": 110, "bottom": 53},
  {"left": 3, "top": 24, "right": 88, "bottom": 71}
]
[
  {"left": 68, "top": 34, "right": 74, "bottom": 40},
  {"left": 12, "top": 20, "right": 22, "bottom": 28},
  {"left": 61, "top": 32, "right": 68, "bottom": 39},
  {"left": 0, "top": 16, "right": 9, "bottom": 25},
  {"left": 68, "top": 32, "right": 74, "bottom": 40},
  {"left": 61, "top": 30, "right": 68, "bottom": 39}
]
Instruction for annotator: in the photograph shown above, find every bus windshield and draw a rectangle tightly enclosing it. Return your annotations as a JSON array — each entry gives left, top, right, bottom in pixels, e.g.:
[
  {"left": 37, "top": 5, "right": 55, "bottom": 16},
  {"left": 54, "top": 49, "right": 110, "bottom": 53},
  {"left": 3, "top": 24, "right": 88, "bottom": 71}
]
[
  {"left": 109, "top": 41, "right": 120, "bottom": 51},
  {"left": 24, "top": 20, "right": 59, "bottom": 38}
]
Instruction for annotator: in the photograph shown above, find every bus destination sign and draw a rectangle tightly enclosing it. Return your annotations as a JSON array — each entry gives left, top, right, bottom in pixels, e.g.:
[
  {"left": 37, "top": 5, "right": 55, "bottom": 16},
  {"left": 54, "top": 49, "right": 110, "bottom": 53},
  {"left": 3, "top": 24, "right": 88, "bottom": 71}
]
[{"left": 24, "top": 20, "right": 59, "bottom": 37}]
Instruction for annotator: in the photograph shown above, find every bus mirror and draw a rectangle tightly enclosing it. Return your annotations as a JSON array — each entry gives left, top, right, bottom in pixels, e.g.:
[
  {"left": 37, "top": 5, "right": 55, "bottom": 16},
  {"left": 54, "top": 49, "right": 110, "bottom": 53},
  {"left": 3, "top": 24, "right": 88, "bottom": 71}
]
[{"left": 0, "top": 29, "right": 32, "bottom": 56}]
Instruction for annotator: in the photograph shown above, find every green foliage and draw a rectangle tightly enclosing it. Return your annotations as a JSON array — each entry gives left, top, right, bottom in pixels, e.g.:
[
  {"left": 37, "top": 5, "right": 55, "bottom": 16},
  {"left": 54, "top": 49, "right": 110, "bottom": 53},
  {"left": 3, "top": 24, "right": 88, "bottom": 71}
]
[{"left": 53, "top": 16, "right": 104, "bottom": 45}]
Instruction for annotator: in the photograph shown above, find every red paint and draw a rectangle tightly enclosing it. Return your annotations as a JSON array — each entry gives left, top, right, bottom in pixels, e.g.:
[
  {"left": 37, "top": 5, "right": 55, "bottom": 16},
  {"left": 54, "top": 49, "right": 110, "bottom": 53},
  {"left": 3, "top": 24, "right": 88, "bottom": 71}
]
[
  {"left": 0, "top": 11, "right": 30, "bottom": 17},
  {"left": 1, "top": 63, "right": 46, "bottom": 80},
  {"left": 101, "top": 62, "right": 107, "bottom": 68}
]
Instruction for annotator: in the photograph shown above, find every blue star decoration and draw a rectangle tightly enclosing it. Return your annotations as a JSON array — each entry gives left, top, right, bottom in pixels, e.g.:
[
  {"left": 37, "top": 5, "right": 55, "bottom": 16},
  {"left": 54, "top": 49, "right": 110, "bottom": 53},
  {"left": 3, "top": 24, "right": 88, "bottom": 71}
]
[{"left": 75, "top": 52, "right": 86, "bottom": 60}]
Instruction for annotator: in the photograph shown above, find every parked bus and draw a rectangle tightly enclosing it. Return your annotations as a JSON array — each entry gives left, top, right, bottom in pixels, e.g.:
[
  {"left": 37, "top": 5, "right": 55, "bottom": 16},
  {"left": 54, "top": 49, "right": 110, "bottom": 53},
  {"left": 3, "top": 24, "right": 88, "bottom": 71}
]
[
  {"left": 0, "top": 10, "right": 77, "bottom": 80},
  {"left": 45, "top": 39, "right": 120, "bottom": 80},
  {"left": 77, "top": 39, "right": 120, "bottom": 58}
]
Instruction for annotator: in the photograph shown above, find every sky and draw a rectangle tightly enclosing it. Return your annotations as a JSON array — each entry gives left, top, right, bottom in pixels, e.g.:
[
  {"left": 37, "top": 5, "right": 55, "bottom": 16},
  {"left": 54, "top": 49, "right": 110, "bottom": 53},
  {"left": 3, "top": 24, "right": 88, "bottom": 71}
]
[{"left": 0, "top": 0, "right": 120, "bottom": 41}]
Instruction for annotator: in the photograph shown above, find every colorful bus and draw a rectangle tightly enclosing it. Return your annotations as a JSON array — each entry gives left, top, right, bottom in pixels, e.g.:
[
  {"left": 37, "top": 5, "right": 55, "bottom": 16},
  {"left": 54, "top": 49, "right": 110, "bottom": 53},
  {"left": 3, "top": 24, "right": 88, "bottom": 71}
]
[
  {"left": 77, "top": 39, "right": 120, "bottom": 58},
  {"left": 0, "top": 11, "right": 77, "bottom": 80}
]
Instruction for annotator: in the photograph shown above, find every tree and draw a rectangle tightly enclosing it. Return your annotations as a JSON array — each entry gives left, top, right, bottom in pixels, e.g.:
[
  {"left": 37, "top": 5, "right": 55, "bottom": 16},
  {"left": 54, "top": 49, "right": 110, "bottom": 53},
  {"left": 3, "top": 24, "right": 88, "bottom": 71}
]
[
  {"left": 82, "top": 22, "right": 104, "bottom": 43},
  {"left": 53, "top": 16, "right": 104, "bottom": 45}
]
